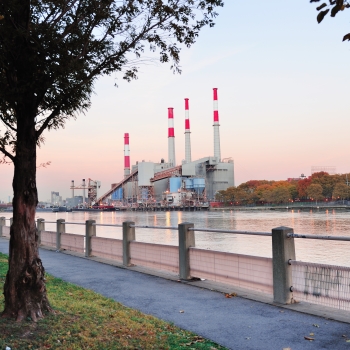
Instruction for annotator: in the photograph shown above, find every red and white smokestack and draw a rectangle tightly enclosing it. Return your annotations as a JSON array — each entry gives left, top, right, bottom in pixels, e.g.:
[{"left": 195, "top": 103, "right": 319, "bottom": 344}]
[
  {"left": 124, "top": 133, "right": 130, "bottom": 178},
  {"left": 213, "top": 88, "right": 221, "bottom": 161},
  {"left": 184, "top": 98, "right": 191, "bottom": 163},
  {"left": 168, "top": 107, "right": 176, "bottom": 167}
]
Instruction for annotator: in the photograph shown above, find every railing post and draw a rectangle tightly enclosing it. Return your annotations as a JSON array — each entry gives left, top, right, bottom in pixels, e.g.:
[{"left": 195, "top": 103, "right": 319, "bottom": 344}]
[
  {"left": 56, "top": 219, "right": 65, "bottom": 251},
  {"left": 85, "top": 220, "right": 96, "bottom": 257},
  {"left": 10, "top": 217, "right": 13, "bottom": 227},
  {"left": 0, "top": 217, "right": 5, "bottom": 237},
  {"left": 178, "top": 222, "right": 195, "bottom": 280},
  {"left": 272, "top": 226, "right": 295, "bottom": 304},
  {"left": 36, "top": 218, "right": 45, "bottom": 245},
  {"left": 123, "top": 221, "right": 135, "bottom": 266}
]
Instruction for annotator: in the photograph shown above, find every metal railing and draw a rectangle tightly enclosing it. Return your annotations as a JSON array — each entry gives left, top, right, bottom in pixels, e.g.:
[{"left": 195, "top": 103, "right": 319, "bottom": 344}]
[
  {"left": 2, "top": 216, "right": 350, "bottom": 312},
  {"left": 189, "top": 227, "right": 271, "bottom": 236},
  {"left": 288, "top": 233, "right": 350, "bottom": 241}
]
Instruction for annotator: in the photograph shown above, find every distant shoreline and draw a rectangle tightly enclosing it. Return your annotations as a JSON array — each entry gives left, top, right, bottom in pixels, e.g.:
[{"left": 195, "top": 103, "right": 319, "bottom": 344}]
[{"left": 211, "top": 205, "right": 350, "bottom": 211}]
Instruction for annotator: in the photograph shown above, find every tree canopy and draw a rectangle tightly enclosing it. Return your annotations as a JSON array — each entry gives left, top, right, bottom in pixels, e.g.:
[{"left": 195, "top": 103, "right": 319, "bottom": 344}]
[
  {"left": 216, "top": 172, "right": 350, "bottom": 205},
  {"left": 0, "top": 0, "right": 224, "bottom": 321},
  {"left": 0, "top": 0, "right": 223, "bottom": 160}
]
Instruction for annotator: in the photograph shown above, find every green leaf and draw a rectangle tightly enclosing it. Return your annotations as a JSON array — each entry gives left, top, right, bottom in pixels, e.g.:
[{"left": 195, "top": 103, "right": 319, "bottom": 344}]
[{"left": 317, "top": 9, "right": 330, "bottom": 22}]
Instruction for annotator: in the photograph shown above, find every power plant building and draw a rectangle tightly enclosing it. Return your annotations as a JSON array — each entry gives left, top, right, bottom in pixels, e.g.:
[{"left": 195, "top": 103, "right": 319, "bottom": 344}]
[{"left": 96, "top": 88, "right": 235, "bottom": 207}]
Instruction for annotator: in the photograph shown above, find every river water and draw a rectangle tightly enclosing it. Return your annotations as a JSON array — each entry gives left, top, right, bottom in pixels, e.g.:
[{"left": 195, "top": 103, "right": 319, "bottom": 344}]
[{"left": 1, "top": 209, "right": 350, "bottom": 266}]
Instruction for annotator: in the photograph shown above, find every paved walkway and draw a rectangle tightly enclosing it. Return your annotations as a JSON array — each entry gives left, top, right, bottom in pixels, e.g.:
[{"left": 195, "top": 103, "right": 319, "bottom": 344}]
[{"left": 0, "top": 238, "right": 349, "bottom": 350}]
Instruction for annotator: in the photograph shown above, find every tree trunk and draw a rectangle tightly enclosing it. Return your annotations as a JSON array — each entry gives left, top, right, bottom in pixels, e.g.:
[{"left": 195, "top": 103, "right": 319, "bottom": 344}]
[{"left": 2, "top": 116, "right": 52, "bottom": 321}]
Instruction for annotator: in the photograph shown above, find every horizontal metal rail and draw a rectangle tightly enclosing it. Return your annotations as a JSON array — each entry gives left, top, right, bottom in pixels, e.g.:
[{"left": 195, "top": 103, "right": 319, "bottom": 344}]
[
  {"left": 42, "top": 220, "right": 86, "bottom": 225},
  {"left": 288, "top": 233, "right": 350, "bottom": 242},
  {"left": 62, "top": 222, "right": 85, "bottom": 225},
  {"left": 3, "top": 218, "right": 349, "bottom": 240},
  {"left": 289, "top": 259, "right": 350, "bottom": 272},
  {"left": 189, "top": 227, "right": 271, "bottom": 236},
  {"left": 93, "top": 223, "right": 123, "bottom": 227},
  {"left": 129, "top": 224, "right": 178, "bottom": 230}
]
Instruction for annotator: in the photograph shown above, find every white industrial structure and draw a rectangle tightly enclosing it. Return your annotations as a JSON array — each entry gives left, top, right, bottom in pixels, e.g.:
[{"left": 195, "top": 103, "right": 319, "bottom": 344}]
[
  {"left": 167, "top": 107, "right": 176, "bottom": 167},
  {"left": 124, "top": 133, "right": 131, "bottom": 178},
  {"left": 96, "top": 88, "right": 235, "bottom": 208},
  {"left": 213, "top": 88, "right": 221, "bottom": 161},
  {"left": 184, "top": 98, "right": 191, "bottom": 163}
]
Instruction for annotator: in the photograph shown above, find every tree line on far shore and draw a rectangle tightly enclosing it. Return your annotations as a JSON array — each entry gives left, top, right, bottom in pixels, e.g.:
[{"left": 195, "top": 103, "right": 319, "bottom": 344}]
[{"left": 215, "top": 172, "right": 350, "bottom": 205}]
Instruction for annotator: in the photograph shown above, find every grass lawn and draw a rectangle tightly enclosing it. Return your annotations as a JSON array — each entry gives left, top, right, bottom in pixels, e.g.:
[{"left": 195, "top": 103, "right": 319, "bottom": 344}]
[{"left": 0, "top": 252, "right": 227, "bottom": 349}]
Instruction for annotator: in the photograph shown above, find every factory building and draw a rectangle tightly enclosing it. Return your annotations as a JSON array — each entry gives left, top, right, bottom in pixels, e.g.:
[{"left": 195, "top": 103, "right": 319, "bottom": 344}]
[{"left": 97, "top": 88, "right": 235, "bottom": 208}]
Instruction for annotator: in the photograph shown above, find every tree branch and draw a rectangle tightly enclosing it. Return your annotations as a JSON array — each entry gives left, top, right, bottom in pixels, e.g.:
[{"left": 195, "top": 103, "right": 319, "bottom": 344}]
[
  {"left": 0, "top": 117, "right": 17, "bottom": 133},
  {"left": 0, "top": 146, "right": 15, "bottom": 162}
]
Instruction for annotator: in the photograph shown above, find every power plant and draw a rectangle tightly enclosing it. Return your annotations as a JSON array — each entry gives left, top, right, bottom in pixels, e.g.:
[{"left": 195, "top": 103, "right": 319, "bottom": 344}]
[{"left": 94, "top": 88, "right": 235, "bottom": 209}]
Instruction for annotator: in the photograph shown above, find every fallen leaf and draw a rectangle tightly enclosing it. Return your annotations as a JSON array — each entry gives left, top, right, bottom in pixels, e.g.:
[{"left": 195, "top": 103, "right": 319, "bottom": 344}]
[
  {"left": 313, "top": 324, "right": 320, "bottom": 328},
  {"left": 225, "top": 292, "right": 237, "bottom": 298},
  {"left": 282, "top": 348, "right": 292, "bottom": 350},
  {"left": 309, "top": 333, "right": 314, "bottom": 336},
  {"left": 279, "top": 310, "right": 284, "bottom": 313},
  {"left": 342, "top": 335, "right": 347, "bottom": 338},
  {"left": 179, "top": 310, "right": 184, "bottom": 313},
  {"left": 346, "top": 340, "right": 350, "bottom": 343},
  {"left": 245, "top": 337, "right": 251, "bottom": 340},
  {"left": 304, "top": 336, "right": 314, "bottom": 341}
]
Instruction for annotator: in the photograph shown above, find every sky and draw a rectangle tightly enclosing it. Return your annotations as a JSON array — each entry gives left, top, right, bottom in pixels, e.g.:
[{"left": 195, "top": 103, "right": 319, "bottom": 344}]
[{"left": 1, "top": 1, "right": 350, "bottom": 203}]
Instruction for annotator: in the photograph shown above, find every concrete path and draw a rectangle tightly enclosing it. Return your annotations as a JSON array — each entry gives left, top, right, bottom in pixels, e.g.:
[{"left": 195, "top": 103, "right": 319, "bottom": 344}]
[{"left": 1, "top": 238, "right": 349, "bottom": 350}]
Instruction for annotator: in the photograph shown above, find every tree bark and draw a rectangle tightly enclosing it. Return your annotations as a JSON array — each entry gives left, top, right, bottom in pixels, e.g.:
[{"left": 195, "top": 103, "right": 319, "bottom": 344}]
[{"left": 2, "top": 114, "right": 52, "bottom": 321}]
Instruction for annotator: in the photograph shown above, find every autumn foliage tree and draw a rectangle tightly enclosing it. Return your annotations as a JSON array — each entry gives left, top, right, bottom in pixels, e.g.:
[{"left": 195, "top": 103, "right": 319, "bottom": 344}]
[
  {"left": 306, "top": 184, "right": 324, "bottom": 204},
  {"left": 0, "top": 0, "right": 223, "bottom": 321},
  {"left": 333, "top": 183, "right": 350, "bottom": 200},
  {"left": 218, "top": 172, "right": 350, "bottom": 206}
]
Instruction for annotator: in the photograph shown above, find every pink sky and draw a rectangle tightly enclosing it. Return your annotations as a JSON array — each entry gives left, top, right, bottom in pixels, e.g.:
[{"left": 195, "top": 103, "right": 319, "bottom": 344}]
[{"left": 1, "top": 1, "right": 350, "bottom": 202}]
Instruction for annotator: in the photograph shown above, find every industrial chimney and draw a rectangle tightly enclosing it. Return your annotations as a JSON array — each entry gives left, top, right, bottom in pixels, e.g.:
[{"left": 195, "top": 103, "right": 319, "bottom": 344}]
[
  {"left": 184, "top": 98, "right": 192, "bottom": 163},
  {"left": 71, "top": 180, "right": 74, "bottom": 198},
  {"left": 213, "top": 88, "right": 221, "bottom": 161},
  {"left": 82, "top": 178, "right": 86, "bottom": 206},
  {"left": 124, "top": 133, "right": 130, "bottom": 177},
  {"left": 168, "top": 107, "right": 176, "bottom": 167}
]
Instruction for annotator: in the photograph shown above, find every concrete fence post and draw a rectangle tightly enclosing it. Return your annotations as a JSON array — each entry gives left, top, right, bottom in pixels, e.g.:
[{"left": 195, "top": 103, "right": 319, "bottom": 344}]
[
  {"left": 56, "top": 219, "right": 65, "bottom": 251},
  {"left": 85, "top": 220, "right": 96, "bottom": 257},
  {"left": 178, "top": 222, "right": 195, "bottom": 280},
  {"left": 10, "top": 217, "right": 13, "bottom": 227},
  {"left": 0, "top": 217, "right": 5, "bottom": 237},
  {"left": 123, "top": 221, "right": 135, "bottom": 267},
  {"left": 272, "top": 226, "right": 295, "bottom": 304},
  {"left": 36, "top": 218, "right": 45, "bottom": 245}
]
